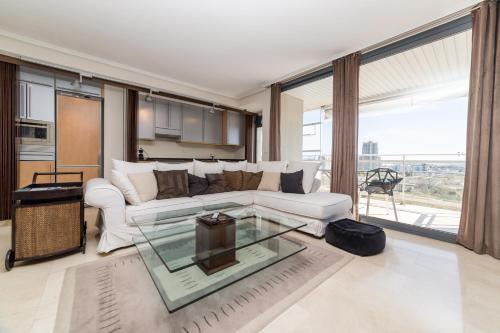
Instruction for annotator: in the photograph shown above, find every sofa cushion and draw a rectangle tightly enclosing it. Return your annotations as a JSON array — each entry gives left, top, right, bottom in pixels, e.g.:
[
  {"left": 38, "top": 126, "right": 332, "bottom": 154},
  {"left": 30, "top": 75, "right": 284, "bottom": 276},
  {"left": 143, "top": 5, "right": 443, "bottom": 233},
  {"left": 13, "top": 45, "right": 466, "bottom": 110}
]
[
  {"left": 193, "top": 191, "right": 254, "bottom": 206},
  {"left": 219, "top": 160, "right": 247, "bottom": 171},
  {"left": 127, "top": 171, "right": 158, "bottom": 202},
  {"left": 241, "top": 171, "right": 263, "bottom": 190},
  {"left": 280, "top": 170, "right": 305, "bottom": 194},
  {"left": 188, "top": 173, "right": 208, "bottom": 196},
  {"left": 112, "top": 159, "right": 157, "bottom": 174},
  {"left": 205, "top": 173, "right": 228, "bottom": 194},
  {"left": 223, "top": 170, "right": 243, "bottom": 191},
  {"left": 157, "top": 161, "right": 194, "bottom": 174},
  {"left": 287, "top": 161, "right": 320, "bottom": 193},
  {"left": 193, "top": 160, "right": 223, "bottom": 177},
  {"left": 258, "top": 161, "right": 288, "bottom": 173},
  {"left": 253, "top": 191, "right": 352, "bottom": 220},
  {"left": 153, "top": 170, "right": 189, "bottom": 199},
  {"left": 110, "top": 170, "right": 142, "bottom": 205},
  {"left": 125, "top": 197, "right": 203, "bottom": 226},
  {"left": 257, "top": 172, "right": 280, "bottom": 192},
  {"left": 246, "top": 163, "right": 259, "bottom": 172}
]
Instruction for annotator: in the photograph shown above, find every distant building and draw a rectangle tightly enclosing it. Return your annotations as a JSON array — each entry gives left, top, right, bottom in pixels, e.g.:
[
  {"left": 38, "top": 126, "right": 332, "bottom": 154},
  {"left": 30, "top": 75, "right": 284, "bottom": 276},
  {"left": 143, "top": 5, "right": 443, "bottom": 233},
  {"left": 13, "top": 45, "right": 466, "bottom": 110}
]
[{"left": 359, "top": 141, "right": 380, "bottom": 171}]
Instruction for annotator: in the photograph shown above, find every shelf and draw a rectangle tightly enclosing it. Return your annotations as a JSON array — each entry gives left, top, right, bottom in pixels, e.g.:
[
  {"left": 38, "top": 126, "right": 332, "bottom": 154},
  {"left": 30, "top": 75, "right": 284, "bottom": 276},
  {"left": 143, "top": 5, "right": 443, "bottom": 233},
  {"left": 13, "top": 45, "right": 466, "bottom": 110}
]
[{"left": 176, "top": 140, "right": 243, "bottom": 148}]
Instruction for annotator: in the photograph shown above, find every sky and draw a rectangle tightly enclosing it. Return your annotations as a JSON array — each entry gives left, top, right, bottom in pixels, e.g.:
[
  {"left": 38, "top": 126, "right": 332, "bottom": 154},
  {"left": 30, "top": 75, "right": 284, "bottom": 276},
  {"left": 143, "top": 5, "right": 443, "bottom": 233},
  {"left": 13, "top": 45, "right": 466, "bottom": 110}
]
[{"left": 303, "top": 96, "right": 468, "bottom": 161}]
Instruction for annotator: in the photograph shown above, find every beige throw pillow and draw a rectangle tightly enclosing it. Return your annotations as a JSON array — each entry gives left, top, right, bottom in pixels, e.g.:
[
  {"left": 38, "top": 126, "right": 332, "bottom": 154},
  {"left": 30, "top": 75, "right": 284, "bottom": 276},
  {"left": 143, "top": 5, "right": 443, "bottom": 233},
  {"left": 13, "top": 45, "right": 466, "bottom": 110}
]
[
  {"left": 128, "top": 172, "right": 158, "bottom": 202},
  {"left": 257, "top": 172, "right": 280, "bottom": 192}
]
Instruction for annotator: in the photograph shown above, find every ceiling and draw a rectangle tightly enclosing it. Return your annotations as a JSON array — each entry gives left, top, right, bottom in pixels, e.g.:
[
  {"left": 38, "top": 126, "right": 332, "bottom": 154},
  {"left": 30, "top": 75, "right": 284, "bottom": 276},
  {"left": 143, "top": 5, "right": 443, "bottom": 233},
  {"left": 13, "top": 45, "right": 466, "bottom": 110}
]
[
  {"left": 285, "top": 29, "right": 472, "bottom": 111},
  {"left": 0, "top": 0, "right": 477, "bottom": 99}
]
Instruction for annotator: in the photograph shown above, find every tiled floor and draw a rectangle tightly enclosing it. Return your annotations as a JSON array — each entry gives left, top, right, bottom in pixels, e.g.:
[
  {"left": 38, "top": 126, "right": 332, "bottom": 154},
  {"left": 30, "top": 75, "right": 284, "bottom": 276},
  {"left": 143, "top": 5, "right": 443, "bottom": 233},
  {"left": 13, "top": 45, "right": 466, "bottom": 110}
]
[
  {"left": 1, "top": 208, "right": 500, "bottom": 332},
  {"left": 359, "top": 197, "right": 461, "bottom": 234}
]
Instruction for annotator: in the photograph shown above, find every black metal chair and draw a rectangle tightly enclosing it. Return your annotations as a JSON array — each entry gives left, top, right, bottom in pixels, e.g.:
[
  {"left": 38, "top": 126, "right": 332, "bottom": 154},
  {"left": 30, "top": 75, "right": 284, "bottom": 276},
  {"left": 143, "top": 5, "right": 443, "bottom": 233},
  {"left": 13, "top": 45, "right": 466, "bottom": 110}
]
[{"left": 359, "top": 168, "right": 403, "bottom": 221}]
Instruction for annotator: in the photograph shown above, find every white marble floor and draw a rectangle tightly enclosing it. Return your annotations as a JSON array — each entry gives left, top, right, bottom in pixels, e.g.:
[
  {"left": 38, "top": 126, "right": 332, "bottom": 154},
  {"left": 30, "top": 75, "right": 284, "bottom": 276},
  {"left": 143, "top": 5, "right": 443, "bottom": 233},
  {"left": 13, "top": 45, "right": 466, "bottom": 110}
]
[{"left": 1, "top": 208, "right": 500, "bottom": 333}]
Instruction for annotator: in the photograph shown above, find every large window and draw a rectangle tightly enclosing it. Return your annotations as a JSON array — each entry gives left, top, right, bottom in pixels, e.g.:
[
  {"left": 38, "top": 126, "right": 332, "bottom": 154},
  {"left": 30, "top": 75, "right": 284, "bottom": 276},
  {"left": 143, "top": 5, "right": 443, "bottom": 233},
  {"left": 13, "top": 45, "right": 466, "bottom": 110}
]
[
  {"left": 282, "top": 76, "right": 333, "bottom": 191},
  {"left": 358, "top": 23, "right": 472, "bottom": 235}
]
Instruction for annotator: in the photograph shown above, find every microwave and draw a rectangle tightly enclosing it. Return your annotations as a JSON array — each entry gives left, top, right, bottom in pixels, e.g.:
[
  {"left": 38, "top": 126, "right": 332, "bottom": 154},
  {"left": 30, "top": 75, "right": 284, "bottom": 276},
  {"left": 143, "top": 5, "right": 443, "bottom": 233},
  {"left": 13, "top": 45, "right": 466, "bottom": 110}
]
[{"left": 17, "top": 120, "right": 55, "bottom": 146}]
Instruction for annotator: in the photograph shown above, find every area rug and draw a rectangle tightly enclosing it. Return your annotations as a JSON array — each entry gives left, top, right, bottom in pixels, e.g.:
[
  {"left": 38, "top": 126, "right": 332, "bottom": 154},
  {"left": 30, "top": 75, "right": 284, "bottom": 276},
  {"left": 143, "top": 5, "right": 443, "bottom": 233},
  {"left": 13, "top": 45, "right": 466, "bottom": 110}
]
[{"left": 54, "top": 237, "right": 352, "bottom": 333}]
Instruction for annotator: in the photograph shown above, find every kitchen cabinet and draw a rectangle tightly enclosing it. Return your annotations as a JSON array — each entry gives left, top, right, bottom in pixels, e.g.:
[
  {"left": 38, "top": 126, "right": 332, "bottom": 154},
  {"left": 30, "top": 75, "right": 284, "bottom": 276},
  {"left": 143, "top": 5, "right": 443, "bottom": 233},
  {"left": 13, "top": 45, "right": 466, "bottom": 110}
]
[
  {"left": 181, "top": 105, "right": 204, "bottom": 142},
  {"left": 155, "top": 99, "right": 182, "bottom": 137},
  {"left": 18, "top": 81, "right": 55, "bottom": 122},
  {"left": 226, "top": 111, "right": 244, "bottom": 145},
  {"left": 18, "top": 161, "right": 55, "bottom": 188},
  {"left": 138, "top": 96, "right": 155, "bottom": 140},
  {"left": 203, "top": 108, "right": 222, "bottom": 144}
]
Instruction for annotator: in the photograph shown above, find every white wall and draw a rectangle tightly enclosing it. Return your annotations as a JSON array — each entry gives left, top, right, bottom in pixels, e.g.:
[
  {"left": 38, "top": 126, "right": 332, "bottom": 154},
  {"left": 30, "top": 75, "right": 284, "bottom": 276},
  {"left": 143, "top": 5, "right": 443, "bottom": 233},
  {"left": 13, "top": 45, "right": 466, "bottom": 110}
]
[
  {"left": 138, "top": 139, "right": 245, "bottom": 160},
  {"left": 0, "top": 34, "right": 239, "bottom": 107},
  {"left": 238, "top": 88, "right": 270, "bottom": 160},
  {"left": 280, "top": 93, "right": 304, "bottom": 161},
  {"left": 103, "top": 85, "right": 126, "bottom": 179}
]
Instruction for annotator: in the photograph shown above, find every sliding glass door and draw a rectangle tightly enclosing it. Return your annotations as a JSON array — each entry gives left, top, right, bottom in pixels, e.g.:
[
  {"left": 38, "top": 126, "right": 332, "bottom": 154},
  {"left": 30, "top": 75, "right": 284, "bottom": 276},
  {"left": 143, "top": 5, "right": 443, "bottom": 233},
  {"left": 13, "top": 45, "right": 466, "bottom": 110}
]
[{"left": 358, "top": 20, "right": 472, "bottom": 238}]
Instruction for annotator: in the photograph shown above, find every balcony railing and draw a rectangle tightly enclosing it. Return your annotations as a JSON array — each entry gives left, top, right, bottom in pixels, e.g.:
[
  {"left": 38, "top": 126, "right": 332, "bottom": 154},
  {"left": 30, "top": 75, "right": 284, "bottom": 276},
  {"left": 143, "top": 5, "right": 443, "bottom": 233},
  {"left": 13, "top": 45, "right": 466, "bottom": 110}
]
[{"left": 304, "top": 152, "right": 466, "bottom": 211}]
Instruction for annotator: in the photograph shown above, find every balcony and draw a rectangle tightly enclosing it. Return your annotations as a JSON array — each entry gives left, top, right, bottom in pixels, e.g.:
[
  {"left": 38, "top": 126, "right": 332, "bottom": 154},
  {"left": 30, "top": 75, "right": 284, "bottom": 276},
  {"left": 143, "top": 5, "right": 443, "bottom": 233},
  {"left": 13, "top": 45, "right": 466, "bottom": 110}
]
[{"left": 308, "top": 153, "right": 465, "bottom": 234}]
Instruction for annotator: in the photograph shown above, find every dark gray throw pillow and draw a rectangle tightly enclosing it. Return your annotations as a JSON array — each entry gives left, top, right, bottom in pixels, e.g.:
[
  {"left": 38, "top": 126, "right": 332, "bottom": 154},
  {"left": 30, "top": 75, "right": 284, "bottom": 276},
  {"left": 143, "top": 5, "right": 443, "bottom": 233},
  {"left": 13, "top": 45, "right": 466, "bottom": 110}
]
[
  {"left": 188, "top": 173, "right": 208, "bottom": 196},
  {"left": 153, "top": 169, "right": 189, "bottom": 199},
  {"left": 280, "top": 170, "right": 305, "bottom": 194},
  {"left": 205, "top": 173, "right": 228, "bottom": 194}
]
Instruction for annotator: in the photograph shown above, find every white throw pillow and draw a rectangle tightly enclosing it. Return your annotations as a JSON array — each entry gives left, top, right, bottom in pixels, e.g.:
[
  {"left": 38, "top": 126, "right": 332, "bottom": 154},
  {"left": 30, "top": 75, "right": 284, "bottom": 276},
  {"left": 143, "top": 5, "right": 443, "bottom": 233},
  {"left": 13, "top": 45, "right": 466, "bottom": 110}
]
[
  {"left": 246, "top": 163, "right": 259, "bottom": 172},
  {"left": 110, "top": 170, "right": 142, "bottom": 205},
  {"left": 193, "top": 159, "right": 224, "bottom": 177},
  {"left": 111, "top": 159, "right": 157, "bottom": 205},
  {"left": 127, "top": 171, "right": 158, "bottom": 202},
  {"left": 157, "top": 161, "right": 194, "bottom": 174},
  {"left": 258, "top": 161, "right": 288, "bottom": 173},
  {"left": 112, "top": 159, "right": 157, "bottom": 174},
  {"left": 287, "top": 161, "right": 320, "bottom": 193},
  {"left": 257, "top": 172, "right": 280, "bottom": 192},
  {"left": 219, "top": 160, "right": 247, "bottom": 171}
]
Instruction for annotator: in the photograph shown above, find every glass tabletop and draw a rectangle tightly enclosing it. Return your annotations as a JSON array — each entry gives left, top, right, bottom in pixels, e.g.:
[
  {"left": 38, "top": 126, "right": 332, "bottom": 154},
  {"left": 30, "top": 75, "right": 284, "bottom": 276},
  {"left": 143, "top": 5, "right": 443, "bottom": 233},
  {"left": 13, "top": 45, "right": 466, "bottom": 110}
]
[{"left": 132, "top": 202, "right": 306, "bottom": 273}]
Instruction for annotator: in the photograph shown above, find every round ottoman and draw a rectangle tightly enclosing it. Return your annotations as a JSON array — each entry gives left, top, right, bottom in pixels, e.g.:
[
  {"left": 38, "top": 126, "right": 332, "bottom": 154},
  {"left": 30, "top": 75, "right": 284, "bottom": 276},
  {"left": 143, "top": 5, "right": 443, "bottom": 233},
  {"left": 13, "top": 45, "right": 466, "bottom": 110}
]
[{"left": 325, "top": 219, "right": 386, "bottom": 256}]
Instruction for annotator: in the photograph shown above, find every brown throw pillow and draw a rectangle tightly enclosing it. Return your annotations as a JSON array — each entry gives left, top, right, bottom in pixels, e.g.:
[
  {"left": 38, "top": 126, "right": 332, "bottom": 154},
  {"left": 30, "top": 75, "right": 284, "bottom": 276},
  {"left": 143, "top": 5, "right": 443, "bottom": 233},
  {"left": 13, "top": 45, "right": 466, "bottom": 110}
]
[
  {"left": 153, "top": 170, "right": 189, "bottom": 199},
  {"left": 241, "top": 171, "right": 263, "bottom": 190},
  {"left": 188, "top": 173, "right": 208, "bottom": 196},
  {"left": 223, "top": 170, "right": 243, "bottom": 191},
  {"left": 205, "top": 173, "right": 228, "bottom": 194}
]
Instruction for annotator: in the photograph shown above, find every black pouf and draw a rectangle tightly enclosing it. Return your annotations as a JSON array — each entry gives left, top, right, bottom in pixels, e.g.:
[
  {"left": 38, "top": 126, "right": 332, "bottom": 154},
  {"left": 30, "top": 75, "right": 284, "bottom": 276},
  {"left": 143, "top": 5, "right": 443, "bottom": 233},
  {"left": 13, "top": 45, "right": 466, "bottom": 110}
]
[{"left": 325, "top": 219, "right": 386, "bottom": 256}]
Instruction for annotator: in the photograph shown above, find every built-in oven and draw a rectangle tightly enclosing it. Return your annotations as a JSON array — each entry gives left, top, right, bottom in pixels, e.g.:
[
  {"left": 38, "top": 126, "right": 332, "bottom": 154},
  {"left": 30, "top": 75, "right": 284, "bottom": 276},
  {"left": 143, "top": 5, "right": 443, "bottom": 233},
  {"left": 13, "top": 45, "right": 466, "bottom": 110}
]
[{"left": 17, "top": 120, "right": 55, "bottom": 146}]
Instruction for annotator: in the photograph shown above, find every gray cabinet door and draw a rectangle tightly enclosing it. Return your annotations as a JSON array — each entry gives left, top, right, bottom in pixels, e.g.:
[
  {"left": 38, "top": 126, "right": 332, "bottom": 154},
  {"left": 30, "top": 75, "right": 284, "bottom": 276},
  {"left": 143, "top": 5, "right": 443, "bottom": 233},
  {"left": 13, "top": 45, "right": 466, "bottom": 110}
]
[
  {"left": 27, "top": 83, "right": 54, "bottom": 122},
  {"left": 138, "top": 96, "right": 155, "bottom": 140},
  {"left": 182, "top": 105, "right": 203, "bottom": 142},
  {"left": 227, "top": 111, "right": 244, "bottom": 145},
  {"left": 168, "top": 101, "right": 182, "bottom": 130},
  {"left": 203, "top": 108, "right": 222, "bottom": 144},
  {"left": 155, "top": 99, "right": 169, "bottom": 129},
  {"left": 18, "top": 82, "right": 27, "bottom": 118}
]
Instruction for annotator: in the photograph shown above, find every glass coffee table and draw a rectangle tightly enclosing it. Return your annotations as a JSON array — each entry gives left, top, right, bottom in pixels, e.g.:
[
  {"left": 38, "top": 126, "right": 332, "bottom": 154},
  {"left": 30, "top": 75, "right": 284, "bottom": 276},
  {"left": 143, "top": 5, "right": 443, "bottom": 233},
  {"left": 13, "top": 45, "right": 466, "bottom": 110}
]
[{"left": 132, "top": 203, "right": 306, "bottom": 312}]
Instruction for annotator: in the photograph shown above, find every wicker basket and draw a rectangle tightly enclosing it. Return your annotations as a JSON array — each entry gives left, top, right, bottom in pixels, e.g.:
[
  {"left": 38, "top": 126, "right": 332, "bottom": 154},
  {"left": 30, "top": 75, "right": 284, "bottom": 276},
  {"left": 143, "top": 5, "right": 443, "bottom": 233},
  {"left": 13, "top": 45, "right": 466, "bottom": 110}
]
[{"left": 14, "top": 201, "right": 81, "bottom": 259}]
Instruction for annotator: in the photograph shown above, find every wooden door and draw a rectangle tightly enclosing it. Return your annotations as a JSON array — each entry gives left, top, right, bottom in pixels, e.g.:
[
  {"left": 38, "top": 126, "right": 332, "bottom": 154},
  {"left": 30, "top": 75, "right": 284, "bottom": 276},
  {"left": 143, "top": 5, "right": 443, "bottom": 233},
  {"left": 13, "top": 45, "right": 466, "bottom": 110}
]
[
  {"left": 57, "top": 94, "right": 101, "bottom": 183},
  {"left": 18, "top": 161, "right": 55, "bottom": 188}
]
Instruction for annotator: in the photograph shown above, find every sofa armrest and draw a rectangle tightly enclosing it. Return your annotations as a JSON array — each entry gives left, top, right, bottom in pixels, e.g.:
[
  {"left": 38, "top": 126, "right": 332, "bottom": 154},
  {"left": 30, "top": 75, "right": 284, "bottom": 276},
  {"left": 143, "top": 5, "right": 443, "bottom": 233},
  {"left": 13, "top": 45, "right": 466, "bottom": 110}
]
[
  {"left": 85, "top": 178, "right": 125, "bottom": 209},
  {"left": 310, "top": 178, "right": 322, "bottom": 193}
]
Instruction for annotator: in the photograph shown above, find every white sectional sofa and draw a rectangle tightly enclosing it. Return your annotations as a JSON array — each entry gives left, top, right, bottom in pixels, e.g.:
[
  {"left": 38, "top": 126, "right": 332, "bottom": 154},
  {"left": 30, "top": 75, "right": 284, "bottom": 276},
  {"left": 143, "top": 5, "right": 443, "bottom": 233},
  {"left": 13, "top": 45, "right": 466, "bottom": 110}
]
[{"left": 84, "top": 160, "right": 353, "bottom": 253}]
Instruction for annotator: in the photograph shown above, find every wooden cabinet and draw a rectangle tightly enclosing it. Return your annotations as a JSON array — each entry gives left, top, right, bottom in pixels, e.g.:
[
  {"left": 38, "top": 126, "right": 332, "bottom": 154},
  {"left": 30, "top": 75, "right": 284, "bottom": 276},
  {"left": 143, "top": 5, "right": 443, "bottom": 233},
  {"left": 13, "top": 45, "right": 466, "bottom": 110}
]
[
  {"left": 138, "top": 96, "right": 155, "bottom": 140},
  {"left": 18, "top": 161, "right": 55, "bottom": 188},
  {"left": 182, "top": 105, "right": 204, "bottom": 142},
  {"left": 18, "top": 81, "right": 55, "bottom": 122},
  {"left": 226, "top": 111, "right": 244, "bottom": 145},
  {"left": 203, "top": 108, "right": 222, "bottom": 144}
]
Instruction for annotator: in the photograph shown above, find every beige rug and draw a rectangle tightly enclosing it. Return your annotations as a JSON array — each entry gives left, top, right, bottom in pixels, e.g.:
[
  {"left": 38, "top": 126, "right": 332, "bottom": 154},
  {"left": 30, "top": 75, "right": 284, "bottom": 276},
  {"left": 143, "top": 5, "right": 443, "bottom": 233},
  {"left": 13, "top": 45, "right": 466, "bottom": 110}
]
[{"left": 55, "top": 237, "right": 352, "bottom": 333}]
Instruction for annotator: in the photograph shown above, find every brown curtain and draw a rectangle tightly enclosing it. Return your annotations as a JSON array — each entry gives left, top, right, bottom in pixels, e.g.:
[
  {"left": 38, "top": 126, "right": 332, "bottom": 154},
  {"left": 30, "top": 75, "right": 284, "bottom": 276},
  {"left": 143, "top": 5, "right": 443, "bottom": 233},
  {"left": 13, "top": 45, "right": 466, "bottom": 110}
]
[
  {"left": 331, "top": 53, "right": 360, "bottom": 219},
  {"left": 126, "top": 89, "right": 138, "bottom": 162},
  {"left": 269, "top": 83, "right": 281, "bottom": 161},
  {"left": 245, "top": 114, "right": 256, "bottom": 162},
  {"left": 0, "top": 62, "right": 17, "bottom": 220},
  {"left": 458, "top": 0, "right": 500, "bottom": 259}
]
